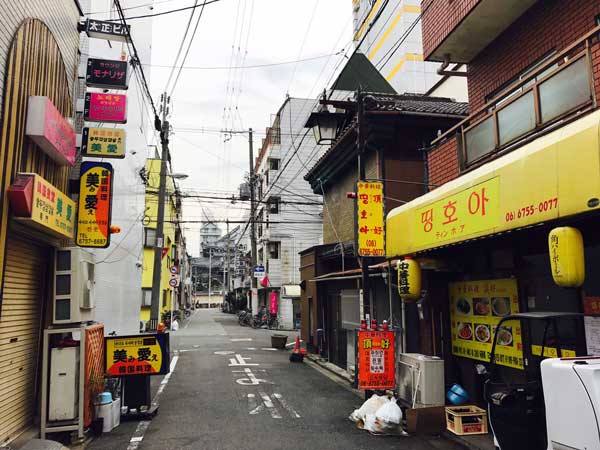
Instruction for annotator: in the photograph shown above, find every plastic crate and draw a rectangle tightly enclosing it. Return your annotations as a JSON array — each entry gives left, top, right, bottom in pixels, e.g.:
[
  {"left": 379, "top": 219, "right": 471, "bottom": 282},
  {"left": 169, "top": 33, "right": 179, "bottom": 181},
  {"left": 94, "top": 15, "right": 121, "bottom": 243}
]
[{"left": 445, "top": 405, "right": 488, "bottom": 435}]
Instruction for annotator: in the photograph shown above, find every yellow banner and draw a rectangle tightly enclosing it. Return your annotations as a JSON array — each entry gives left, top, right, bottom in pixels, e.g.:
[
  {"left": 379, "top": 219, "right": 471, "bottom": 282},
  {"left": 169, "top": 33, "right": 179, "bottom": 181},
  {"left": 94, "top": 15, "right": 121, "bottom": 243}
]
[
  {"left": 386, "top": 110, "right": 600, "bottom": 256},
  {"left": 416, "top": 177, "right": 499, "bottom": 247},
  {"left": 30, "top": 174, "right": 76, "bottom": 238},
  {"left": 449, "top": 279, "right": 524, "bottom": 370},
  {"left": 357, "top": 181, "right": 385, "bottom": 256},
  {"left": 105, "top": 334, "right": 167, "bottom": 376},
  {"left": 76, "top": 162, "right": 113, "bottom": 248},
  {"left": 82, "top": 127, "right": 125, "bottom": 158}
]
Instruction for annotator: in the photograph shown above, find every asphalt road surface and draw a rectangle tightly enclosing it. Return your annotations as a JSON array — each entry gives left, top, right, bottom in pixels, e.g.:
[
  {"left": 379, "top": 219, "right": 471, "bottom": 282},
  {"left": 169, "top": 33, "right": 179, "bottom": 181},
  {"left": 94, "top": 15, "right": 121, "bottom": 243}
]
[{"left": 89, "top": 309, "right": 464, "bottom": 450}]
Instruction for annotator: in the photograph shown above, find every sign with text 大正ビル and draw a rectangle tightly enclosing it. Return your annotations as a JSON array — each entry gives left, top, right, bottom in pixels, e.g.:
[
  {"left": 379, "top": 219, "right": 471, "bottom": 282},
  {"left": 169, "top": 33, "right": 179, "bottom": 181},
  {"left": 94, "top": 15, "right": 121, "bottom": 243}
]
[
  {"left": 84, "top": 92, "right": 127, "bottom": 124},
  {"left": 81, "top": 127, "right": 126, "bottom": 158},
  {"left": 8, "top": 173, "right": 76, "bottom": 239},
  {"left": 387, "top": 110, "right": 600, "bottom": 257},
  {"left": 105, "top": 333, "right": 170, "bottom": 377},
  {"left": 86, "top": 58, "right": 128, "bottom": 90},
  {"left": 76, "top": 162, "right": 113, "bottom": 248},
  {"left": 85, "top": 19, "right": 130, "bottom": 42},
  {"left": 449, "top": 279, "right": 524, "bottom": 369},
  {"left": 25, "top": 96, "right": 75, "bottom": 166},
  {"left": 356, "top": 181, "right": 385, "bottom": 257},
  {"left": 416, "top": 177, "right": 499, "bottom": 248},
  {"left": 357, "top": 330, "right": 395, "bottom": 390}
]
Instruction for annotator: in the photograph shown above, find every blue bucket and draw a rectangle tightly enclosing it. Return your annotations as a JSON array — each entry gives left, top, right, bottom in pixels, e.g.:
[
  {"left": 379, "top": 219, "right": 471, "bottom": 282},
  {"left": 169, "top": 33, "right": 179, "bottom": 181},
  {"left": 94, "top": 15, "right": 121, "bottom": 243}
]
[
  {"left": 447, "top": 383, "right": 469, "bottom": 405},
  {"left": 98, "top": 392, "right": 113, "bottom": 405}
]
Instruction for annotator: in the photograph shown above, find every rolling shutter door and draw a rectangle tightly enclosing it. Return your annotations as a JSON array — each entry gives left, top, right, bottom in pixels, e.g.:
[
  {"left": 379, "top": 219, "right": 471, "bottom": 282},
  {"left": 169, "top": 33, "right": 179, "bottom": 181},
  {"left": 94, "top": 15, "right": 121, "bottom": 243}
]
[{"left": 0, "top": 237, "right": 48, "bottom": 442}]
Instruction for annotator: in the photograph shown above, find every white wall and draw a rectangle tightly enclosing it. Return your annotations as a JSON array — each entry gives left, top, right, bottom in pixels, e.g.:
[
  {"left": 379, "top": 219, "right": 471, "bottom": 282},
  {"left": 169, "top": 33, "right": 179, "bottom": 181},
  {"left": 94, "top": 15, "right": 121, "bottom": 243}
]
[{"left": 80, "top": 0, "right": 156, "bottom": 334}]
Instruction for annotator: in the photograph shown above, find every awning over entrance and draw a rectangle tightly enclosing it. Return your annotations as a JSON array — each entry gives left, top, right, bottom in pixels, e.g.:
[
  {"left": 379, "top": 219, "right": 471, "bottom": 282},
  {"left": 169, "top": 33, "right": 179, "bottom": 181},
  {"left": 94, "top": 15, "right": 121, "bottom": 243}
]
[{"left": 386, "top": 110, "right": 600, "bottom": 257}]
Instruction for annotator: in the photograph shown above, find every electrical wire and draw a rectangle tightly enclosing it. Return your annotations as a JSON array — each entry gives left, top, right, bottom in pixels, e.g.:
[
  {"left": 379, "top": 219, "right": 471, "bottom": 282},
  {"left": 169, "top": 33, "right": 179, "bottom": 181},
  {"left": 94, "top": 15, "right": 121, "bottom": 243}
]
[
  {"left": 164, "top": 0, "right": 199, "bottom": 92},
  {"left": 85, "top": 0, "right": 180, "bottom": 16},
  {"left": 108, "top": 0, "right": 223, "bottom": 21},
  {"left": 286, "top": 0, "right": 319, "bottom": 95}
]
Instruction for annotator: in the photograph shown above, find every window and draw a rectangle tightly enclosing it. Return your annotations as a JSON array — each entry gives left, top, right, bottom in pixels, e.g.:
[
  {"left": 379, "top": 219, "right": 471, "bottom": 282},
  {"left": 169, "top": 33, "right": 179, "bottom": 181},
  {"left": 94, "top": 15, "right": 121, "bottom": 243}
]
[
  {"left": 268, "top": 158, "right": 280, "bottom": 170},
  {"left": 144, "top": 228, "right": 157, "bottom": 247},
  {"left": 269, "top": 242, "right": 280, "bottom": 259},
  {"left": 142, "top": 289, "right": 152, "bottom": 307},
  {"left": 268, "top": 197, "right": 280, "bottom": 214}
]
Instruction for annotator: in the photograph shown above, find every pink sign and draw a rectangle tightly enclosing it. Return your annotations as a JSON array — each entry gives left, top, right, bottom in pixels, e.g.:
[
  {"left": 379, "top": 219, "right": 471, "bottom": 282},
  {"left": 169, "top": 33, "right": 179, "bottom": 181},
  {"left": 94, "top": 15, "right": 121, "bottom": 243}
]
[
  {"left": 25, "top": 96, "right": 75, "bottom": 166},
  {"left": 84, "top": 92, "right": 127, "bottom": 124},
  {"left": 270, "top": 292, "right": 278, "bottom": 315}
]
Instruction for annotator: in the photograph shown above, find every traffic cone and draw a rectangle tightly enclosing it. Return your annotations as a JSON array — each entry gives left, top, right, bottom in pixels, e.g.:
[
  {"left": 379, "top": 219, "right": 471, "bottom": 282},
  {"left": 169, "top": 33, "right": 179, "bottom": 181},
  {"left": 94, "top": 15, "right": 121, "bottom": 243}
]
[{"left": 289, "top": 336, "right": 304, "bottom": 362}]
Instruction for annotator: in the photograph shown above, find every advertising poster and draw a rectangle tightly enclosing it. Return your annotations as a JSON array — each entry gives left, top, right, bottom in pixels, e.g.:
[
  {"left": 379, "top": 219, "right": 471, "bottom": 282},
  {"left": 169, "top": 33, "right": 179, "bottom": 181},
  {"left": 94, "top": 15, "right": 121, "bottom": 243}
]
[
  {"left": 356, "top": 181, "right": 385, "bottom": 257},
  {"left": 76, "top": 161, "right": 113, "bottom": 248},
  {"left": 357, "top": 330, "right": 395, "bottom": 390},
  {"left": 105, "top": 333, "right": 170, "bottom": 376},
  {"left": 449, "top": 279, "right": 524, "bottom": 369},
  {"left": 81, "top": 127, "right": 126, "bottom": 158},
  {"left": 86, "top": 58, "right": 128, "bottom": 90}
]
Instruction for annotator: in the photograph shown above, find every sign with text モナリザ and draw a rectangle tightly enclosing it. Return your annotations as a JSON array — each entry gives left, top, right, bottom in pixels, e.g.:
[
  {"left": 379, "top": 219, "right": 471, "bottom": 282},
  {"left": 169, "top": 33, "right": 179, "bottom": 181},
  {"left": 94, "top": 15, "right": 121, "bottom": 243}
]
[
  {"left": 357, "top": 330, "right": 395, "bottom": 390},
  {"left": 105, "top": 333, "right": 170, "bottom": 376},
  {"left": 76, "top": 162, "right": 113, "bottom": 248},
  {"left": 8, "top": 173, "right": 75, "bottom": 239},
  {"left": 86, "top": 58, "right": 128, "bottom": 90},
  {"left": 81, "top": 127, "right": 126, "bottom": 158},
  {"left": 85, "top": 19, "right": 130, "bottom": 42},
  {"left": 416, "top": 177, "right": 499, "bottom": 248},
  {"left": 84, "top": 92, "right": 127, "bottom": 124},
  {"left": 356, "top": 181, "right": 385, "bottom": 257},
  {"left": 25, "top": 96, "right": 76, "bottom": 166}
]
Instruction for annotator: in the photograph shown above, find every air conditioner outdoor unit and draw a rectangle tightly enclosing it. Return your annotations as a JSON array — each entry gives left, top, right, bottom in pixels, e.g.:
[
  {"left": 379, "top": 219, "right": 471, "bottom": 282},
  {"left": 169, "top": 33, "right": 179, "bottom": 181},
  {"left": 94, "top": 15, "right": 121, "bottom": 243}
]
[
  {"left": 397, "top": 353, "right": 445, "bottom": 408},
  {"left": 53, "top": 247, "right": 96, "bottom": 324}
]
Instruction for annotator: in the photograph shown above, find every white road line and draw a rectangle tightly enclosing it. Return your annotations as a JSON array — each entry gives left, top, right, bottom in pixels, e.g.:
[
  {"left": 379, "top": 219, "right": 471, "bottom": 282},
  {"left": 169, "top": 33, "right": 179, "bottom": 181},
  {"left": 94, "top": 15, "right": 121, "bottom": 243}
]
[
  {"left": 261, "top": 348, "right": 277, "bottom": 351},
  {"left": 248, "top": 393, "right": 263, "bottom": 414},
  {"left": 126, "top": 354, "right": 179, "bottom": 450},
  {"left": 230, "top": 338, "right": 253, "bottom": 342},
  {"left": 273, "top": 393, "right": 301, "bottom": 418},
  {"left": 259, "top": 391, "right": 282, "bottom": 419}
]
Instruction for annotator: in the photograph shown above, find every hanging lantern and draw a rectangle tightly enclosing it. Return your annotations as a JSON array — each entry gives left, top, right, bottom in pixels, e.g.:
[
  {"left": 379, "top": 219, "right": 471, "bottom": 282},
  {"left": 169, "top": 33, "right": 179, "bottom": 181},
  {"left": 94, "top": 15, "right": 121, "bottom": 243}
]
[
  {"left": 397, "top": 257, "right": 421, "bottom": 300},
  {"left": 548, "top": 227, "right": 585, "bottom": 287}
]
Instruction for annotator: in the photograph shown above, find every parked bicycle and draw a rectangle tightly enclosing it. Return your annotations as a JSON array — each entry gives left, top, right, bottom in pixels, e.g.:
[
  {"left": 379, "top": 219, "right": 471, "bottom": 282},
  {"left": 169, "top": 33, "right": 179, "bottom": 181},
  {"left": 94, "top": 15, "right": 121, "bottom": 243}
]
[{"left": 238, "top": 309, "right": 252, "bottom": 327}]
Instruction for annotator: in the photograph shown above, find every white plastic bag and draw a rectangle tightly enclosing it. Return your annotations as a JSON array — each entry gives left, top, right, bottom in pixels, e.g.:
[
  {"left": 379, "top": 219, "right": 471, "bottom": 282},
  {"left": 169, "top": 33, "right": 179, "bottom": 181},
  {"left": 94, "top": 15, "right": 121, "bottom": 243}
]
[
  {"left": 363, "top": 414, "right": 386, "bottom": 433},
  {"left": 350, "top": 394, "right": 389, "bottom": 422},
  {"left": 375, "top": 397, "right": 402, "bottom": 424},
  {"left": 171, "top": 320, "right": 179, "bottom": 331}
]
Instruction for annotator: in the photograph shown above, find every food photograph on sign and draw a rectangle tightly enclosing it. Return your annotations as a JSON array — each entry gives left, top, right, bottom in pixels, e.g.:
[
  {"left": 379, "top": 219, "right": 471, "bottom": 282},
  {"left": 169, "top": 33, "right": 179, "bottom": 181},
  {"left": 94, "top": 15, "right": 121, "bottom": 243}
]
[
  {"left": 449, "top": 279, "right": 524, "bottom": 369},
  {"left": 76, "top": 161, "right": 113, "bottom": 248}
]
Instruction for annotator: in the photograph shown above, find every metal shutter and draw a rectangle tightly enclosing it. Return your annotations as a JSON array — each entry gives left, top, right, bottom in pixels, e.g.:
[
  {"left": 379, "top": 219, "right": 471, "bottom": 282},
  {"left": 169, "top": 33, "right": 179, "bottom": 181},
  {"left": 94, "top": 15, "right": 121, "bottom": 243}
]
[{"left": 0, "top": 237, "right": 47, "bottom": 442}]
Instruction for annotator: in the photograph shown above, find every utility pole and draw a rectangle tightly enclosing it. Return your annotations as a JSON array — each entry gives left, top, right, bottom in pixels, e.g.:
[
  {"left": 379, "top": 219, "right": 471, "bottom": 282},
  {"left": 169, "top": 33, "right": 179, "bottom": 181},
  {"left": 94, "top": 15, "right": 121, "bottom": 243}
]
[
  {"left": 248, "top": 128, "right": 257, "bottom": 311},
  {"left": 226, "top": 219, "right": 231, "bottom": 293},
  {"left": 356, "top": 88, "right": 371, "bottom": 321},
  {"left": 208, "top": 247, "right": 212, "bottom": 307},
  {"left": 149, "top": 92, "right": 170, "bottom": 331}
]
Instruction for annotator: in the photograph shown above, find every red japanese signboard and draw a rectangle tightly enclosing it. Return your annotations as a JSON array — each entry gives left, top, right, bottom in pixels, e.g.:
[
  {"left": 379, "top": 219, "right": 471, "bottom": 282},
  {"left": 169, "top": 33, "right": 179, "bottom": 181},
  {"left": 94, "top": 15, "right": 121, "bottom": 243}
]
[
  {"left": 84, "top": 92, "right": 127, "bottom": 124},
  {"left": 357, "top": 330, "right": 395, "bottom": 390}
]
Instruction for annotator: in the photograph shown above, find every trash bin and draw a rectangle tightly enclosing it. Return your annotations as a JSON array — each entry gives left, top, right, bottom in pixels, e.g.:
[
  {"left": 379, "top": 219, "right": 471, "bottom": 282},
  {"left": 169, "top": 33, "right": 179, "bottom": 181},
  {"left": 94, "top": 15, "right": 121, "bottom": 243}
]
[{"left": 271, "top": 334, "right": 288, "bottom": 349}]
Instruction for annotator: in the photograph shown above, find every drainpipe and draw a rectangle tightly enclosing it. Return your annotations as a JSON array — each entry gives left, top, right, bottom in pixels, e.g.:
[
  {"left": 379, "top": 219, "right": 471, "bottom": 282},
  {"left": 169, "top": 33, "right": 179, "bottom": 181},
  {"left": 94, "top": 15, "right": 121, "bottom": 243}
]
[{"left": 437, "top": 55, "right": 468, "bottom": 77}]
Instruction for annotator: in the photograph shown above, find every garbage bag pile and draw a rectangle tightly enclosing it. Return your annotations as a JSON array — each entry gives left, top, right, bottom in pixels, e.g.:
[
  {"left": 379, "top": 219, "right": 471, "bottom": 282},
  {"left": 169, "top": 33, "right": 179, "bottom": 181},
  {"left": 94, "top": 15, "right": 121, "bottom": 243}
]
[{"left": 349, "top": 395, "right": 408, "bottom": 435}]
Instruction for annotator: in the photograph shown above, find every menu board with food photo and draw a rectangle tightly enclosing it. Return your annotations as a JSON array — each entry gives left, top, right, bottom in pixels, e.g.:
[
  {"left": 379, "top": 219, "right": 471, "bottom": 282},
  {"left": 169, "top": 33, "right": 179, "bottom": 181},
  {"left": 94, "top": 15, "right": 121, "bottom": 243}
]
[{"left": 449, "top": 279, "right": 524, "bottom": 370}]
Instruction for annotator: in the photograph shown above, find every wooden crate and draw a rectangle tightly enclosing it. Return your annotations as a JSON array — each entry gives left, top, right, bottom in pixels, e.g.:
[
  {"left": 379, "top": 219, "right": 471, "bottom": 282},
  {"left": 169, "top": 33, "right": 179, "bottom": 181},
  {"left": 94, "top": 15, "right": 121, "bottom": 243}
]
[{"left": 445, "top": 405, "right": 488, "bottom": 436}]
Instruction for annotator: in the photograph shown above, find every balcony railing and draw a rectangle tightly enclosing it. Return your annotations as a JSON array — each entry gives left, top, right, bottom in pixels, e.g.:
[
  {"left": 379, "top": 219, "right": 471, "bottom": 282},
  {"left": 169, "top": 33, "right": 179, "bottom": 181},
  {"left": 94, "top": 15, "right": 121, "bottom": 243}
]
[{"left": 433, "top": 25, "right": 600, "bottom": 170}]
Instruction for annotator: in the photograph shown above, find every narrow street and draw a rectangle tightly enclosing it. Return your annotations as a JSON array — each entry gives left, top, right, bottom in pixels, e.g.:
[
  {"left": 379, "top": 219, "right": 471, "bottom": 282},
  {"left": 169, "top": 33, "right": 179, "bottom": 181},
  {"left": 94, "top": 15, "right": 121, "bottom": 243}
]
[{"left": 89, "top": 310, "right": 463, "bottom": 450}]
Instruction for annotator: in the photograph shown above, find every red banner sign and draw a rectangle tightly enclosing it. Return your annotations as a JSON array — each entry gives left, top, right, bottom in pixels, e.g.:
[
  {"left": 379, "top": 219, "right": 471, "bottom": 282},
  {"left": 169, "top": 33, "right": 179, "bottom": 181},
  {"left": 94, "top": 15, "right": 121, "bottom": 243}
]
[
  {"left": 357, "top": 330, "right": 395, "bottom": 390},
  {"left": 84, "top": 92, "right": 127, "bottom": 123}
]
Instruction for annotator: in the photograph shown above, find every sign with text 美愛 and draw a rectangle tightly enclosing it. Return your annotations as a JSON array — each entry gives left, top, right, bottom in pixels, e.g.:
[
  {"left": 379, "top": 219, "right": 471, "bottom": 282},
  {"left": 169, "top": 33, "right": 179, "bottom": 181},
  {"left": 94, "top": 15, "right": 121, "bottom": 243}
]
[
  {"left": 357, "top": 330, "right": 395, "bottom": 390},
  {"left": 85, "top": 19, "right": 130, "bottom": 42},
  {"left": 82, "top": 127, "right": 126, "bottom": 158},
  {"left": 86, "top": 58, "right": 128, "bottom": 90},
  {"left": 449, "top": 279, "right": 524, "bottom": 370},
  {"left": 416, "top": 177, "right": 500, "bottom": 248},
  {"left": 76, "top": 162, "right": 113, "bottom": 248},
  {"left": 356, "top": 181, "right": 385, "bottom": 257},
  {"left": 25, "top": 96, "right": 76, "bottom": 166},
  {"left": 84, "top": 92, "right": 127, "bottom": 124},
  {"left": 8, "top": 173, "right": 76, "bottom": 239},
  {"left": 105, "top": 333, "right": 170, "bottom": 377}
]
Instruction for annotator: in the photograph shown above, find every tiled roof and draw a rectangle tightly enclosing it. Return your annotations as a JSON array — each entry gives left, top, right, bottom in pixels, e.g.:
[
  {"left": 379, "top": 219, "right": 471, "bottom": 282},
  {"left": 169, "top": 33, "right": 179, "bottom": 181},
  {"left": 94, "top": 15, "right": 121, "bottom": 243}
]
[{"left": 364, "top": 93, "right": 469, "bottom": 116}]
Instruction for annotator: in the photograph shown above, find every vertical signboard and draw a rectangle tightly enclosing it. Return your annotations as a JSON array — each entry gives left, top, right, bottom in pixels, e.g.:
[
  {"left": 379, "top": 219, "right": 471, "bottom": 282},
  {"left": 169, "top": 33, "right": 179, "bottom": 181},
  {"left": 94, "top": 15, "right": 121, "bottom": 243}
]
[
  {"left": 357, "top": 330, "right": 395, "bottom": 390},
  {"left": 86, "top": 58, "right": 129, "bottom": 90},
  {"left": 356, "top": 181, "right": 385, "bottom": 256},
  {"left": 81, "top": 127, "right": 126, "bottom": 158},
  {"left": 77, "top": 161, "right": 113, "bottom": 248},
  {"left": 449, "top": 279, "right": 524, "bottom": 369},
  {"left": 84, "top": 92, "right": 127, "bottom": 124}
]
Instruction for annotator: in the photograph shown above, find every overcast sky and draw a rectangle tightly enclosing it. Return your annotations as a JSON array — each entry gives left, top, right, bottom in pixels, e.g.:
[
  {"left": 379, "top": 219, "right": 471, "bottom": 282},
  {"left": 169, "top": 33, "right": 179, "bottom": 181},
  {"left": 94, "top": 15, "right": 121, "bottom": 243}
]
[{"left": 143, "top": 0, "right": 352, "bottom": 255}]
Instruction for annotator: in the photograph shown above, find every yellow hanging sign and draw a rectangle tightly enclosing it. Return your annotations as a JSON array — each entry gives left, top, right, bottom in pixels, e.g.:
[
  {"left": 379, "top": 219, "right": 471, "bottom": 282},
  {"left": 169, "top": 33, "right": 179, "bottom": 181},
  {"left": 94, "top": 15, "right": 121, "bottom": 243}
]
[{"left": 357, "top": 181, "right": 385, "bottom": 257}]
